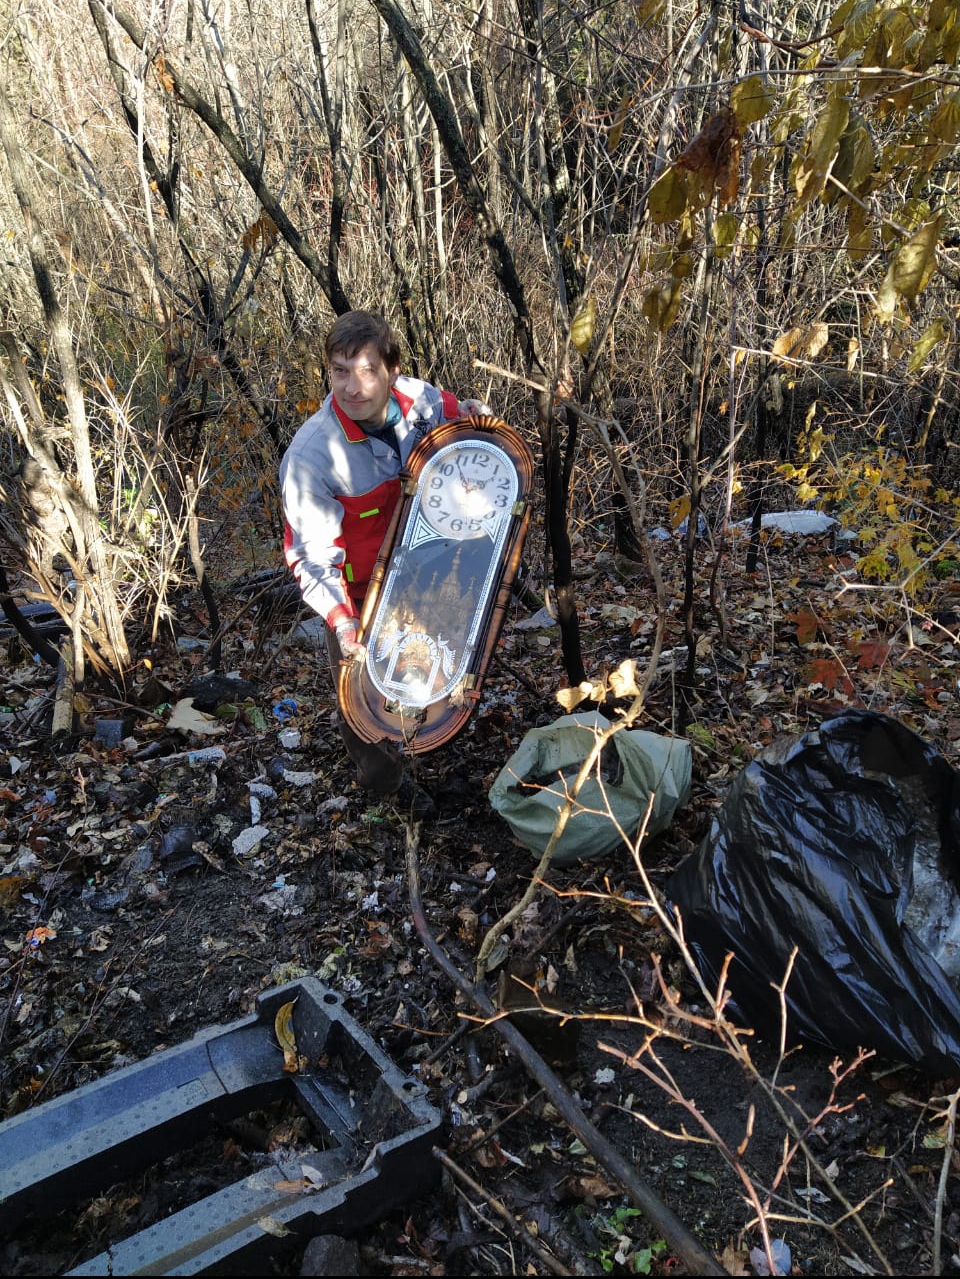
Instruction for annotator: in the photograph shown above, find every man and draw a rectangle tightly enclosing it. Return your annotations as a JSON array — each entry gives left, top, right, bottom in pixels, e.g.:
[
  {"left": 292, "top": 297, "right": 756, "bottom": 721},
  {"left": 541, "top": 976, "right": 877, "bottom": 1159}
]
[{"left": 280, "top": 310, "right": 489, "bottom": 812}]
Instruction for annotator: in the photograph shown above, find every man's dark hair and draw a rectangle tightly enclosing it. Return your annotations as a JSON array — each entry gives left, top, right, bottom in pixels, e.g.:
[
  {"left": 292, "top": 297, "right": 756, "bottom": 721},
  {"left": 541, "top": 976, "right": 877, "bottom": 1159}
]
[{"left": 325, "top": 311, "right": 401, "bottom": 369}]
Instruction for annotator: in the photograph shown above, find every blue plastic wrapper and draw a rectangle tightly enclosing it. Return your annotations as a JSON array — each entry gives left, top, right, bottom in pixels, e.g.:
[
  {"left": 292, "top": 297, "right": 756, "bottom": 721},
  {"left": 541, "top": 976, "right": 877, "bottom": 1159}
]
[
  {"left": 272, "top": 699, "right": 297, "bottom": 722},
  {"left": 667, "top": 710, "right": 960, "bottom": 1073}
]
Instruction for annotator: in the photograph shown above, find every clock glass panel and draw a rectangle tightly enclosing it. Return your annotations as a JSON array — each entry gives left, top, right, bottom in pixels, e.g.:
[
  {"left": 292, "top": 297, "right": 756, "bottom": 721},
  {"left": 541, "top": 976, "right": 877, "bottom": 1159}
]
[{"left": 364, "top": 439, "right": 519, "bottom": 709}]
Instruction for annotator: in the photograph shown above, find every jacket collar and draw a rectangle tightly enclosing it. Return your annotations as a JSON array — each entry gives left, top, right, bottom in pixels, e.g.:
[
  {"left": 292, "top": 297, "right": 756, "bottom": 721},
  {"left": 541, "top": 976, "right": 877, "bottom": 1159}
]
[{"left": 333, "top": 387, "right": 409, "bottom": 441}]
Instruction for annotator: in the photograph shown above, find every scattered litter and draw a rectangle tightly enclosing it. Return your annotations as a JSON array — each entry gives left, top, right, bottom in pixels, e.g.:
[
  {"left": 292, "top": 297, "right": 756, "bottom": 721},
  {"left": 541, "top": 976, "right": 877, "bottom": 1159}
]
[
  {"left": 318, "top": 795, "right": 350, "bottom": 815},
  {"left": 259, "top": 883, "right": 302, "bottom": 915},
  {"left": 232, "top": 825, "right": 270, "bottom": 858},
  {"left": 749, "top": 1238, "right": 791, "bottom": 1276},
  {"left": 514, "top": 606, "right": 558, "bottom": 631},
  {"left": 93, "top": 718, "right": 131, "bottom": 749},
  {"left": 24, "top": 926, "right": 56, "bottom": 948},
  {"left": 293, "top": 616, "right": 326, "bottom": 644},
  {"left": 677, "top": 512, "right": 710, "bottom": 539},
  {"left": 273, "top": 699, "right": 298, "bottom": 722},
  {"left": 160, "top": 826, "right": 202, "bottom": 873},
  {"left": 180, "top": 674, "right": 255, "bottom": 710},
  {"left": 668, "top": 710, "right": 960, "bottom": 1073},
  {"left": 278, "top": 728, "right": 301, "bottom": 749},
  {"left": 731, "top": 509, "right": 836, "bottom": 535},
  {"left": 248, "top": 781, "right": 278, "bottom": 801},
  {"left": 795, "top": 1186, "right": 831, "bottom": 1203},
  {"left": 81, "top": 885, "right": 131, "bottom": 912},
  {"left": 279, "top": 769, "right": 319, "bottom": 788}
]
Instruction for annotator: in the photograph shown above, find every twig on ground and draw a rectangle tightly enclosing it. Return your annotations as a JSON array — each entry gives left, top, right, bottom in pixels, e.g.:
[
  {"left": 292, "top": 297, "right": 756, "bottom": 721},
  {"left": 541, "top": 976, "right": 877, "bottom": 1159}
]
[
  {"left": 932, "top": 1085, "right": 960, "bottom": 1276},
  {"left": 405, "top": 825, "right": 727, "bottom": 1277},
  {"left": 435, "top": 1146, "right": 575, "bottom": 1276}
]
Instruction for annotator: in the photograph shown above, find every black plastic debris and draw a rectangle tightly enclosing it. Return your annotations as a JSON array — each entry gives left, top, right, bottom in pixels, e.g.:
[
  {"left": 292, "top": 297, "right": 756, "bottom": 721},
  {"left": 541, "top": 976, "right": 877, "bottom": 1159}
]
[
  {"left": 0, "top": 977, "right": 441, "bottom": 1275},
  {"left": 667, "top": 710, "right": 960, "bottom": 1074}
]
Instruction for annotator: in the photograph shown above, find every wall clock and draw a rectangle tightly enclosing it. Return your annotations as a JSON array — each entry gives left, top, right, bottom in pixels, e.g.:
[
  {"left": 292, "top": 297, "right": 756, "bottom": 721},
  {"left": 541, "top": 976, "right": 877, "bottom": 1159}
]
[{"left": 338, "top": 416, "right": 535, "bottom": 754}]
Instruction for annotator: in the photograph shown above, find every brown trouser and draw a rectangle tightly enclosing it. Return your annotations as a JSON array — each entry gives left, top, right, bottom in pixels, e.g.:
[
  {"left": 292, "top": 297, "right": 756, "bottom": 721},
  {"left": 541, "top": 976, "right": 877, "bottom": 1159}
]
[{"left": 325, "top": 624, "right": 405, "bottom": 796}]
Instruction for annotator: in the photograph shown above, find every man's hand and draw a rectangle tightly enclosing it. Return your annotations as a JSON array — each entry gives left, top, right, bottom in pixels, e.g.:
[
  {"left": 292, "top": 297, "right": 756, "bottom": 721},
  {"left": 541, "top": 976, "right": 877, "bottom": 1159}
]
[
  {"left": 335, "top": 619, "right": 366, "bottom": 660},
  {"left": 457, "top": 398, "right": 492, "bottom": 417}
]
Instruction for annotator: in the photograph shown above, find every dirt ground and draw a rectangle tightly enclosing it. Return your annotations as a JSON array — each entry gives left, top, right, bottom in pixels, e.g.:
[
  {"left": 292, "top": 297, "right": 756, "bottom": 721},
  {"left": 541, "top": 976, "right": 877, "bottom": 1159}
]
[{"left": 2, "top": 529, "right": 960, "bottom": 1276}]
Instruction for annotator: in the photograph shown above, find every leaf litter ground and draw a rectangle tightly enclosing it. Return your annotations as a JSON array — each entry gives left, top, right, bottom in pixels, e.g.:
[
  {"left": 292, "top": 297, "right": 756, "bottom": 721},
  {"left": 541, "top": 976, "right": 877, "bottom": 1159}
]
[{"left": 2, "top": 528, "right": 960, "bottom": 1276}]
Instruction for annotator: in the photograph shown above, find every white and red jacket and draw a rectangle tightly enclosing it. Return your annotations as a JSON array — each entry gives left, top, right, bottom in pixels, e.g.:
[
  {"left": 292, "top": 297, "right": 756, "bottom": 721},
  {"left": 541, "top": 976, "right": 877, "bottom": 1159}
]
[{"left": 279, "top": 377, "right": 460, "bottom": 629}]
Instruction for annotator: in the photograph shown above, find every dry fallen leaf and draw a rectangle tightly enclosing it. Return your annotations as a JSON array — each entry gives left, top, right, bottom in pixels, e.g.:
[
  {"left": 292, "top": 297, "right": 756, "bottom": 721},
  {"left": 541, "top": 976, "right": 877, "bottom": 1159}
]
[
  {"left": 24, "top": 926, "right": 57, "bottom": 948},
  {"left": 0, "top": 877, "right": 25, "bottom": 910},
  {"left": 257, "top": 1215, "right": 292, "bottom": 1237},
  {"left": 166, "top": 698, "right": 228, "bottom": 736},
  {"left": 274, "top": 998, "right": 304, "bottom": 1073}
]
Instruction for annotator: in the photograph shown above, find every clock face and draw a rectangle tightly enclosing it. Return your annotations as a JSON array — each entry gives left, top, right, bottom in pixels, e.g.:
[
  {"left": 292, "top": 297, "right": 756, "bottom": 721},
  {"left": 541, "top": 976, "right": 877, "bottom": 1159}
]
[{"left": 418, "top": 441, "right": 515, "bottom": 539}]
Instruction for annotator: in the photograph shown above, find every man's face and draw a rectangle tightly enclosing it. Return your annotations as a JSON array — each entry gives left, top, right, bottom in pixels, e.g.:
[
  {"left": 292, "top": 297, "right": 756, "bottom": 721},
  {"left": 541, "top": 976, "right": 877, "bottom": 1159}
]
[{"left": 330, "top": 343, "right": 399, "bottom": 427}]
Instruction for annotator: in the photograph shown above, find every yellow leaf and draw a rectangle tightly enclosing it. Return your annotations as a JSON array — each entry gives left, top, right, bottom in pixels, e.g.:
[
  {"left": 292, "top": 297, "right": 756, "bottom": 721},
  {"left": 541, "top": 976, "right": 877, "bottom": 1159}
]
[
  {"left": 642, "top": 279, "right": 684, "bottom": 332},
  {"left": 793, "top": 89, "right": 849, "bottom": 204},
  {"left": 712, "top": 212, "right": 739, "bottom": 258},
  {"left": 731, "top": 74, "right": 775, "bottom": 126},
  {"left": 608, "top": 93, "right": 632, "bottom": 151},
  {"left": 648, "top": 167, "right": 688, "bottom": 224},
  {"left": 928, "top": 92, "right": 960, "bottom": 144},
  {"left": 671, "top": 252, "right": 694, "bottom": 279},
  {"left": 892, "top": 215, "right": 943, "bottom": 304},
  {"left": 556, "top": 682, "right": 598, "bottom": 711},
  {"left": 274, "top": 998, "right": 302, "bottom": 1073},
  {"left": 831, "top": 118, "right": 876, "bottom": 199},
  {"left": 771, "top": 323, "right": 829, "bottom": 365},
  {"left": 570, "top": 296, "right": 596, "bottom": 356},
  {"left": 876, "top": 215, "right": 943, "bottom": 322},
  {"left": 907, "top": 317, "right": 949, "bottom": 373},
  {"left": 608, "top": 660, "right": 641, "bottom": 700},
  {"left": 837, "top": 0, "right": 880, "bottom": 57},
  {"left": 670, "top": 495, "right": 691, "bottom": 529},
  {"left": 923, "top": 1124, "right": 949, "bottom": 1149}
]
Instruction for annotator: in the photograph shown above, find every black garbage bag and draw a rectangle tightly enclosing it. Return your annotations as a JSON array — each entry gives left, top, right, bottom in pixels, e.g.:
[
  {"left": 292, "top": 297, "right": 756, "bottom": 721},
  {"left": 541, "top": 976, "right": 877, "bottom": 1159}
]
[{"left": 667, "top": 709, "right": 960, "bottom": 1073}]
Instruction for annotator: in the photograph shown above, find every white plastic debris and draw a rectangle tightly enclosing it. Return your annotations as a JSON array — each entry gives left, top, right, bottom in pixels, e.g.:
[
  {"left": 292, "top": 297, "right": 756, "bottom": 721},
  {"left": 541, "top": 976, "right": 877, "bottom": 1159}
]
[
  {"left": 732, "top": 510, "right": 837, "bottom": 535},
  {"left": 232, "top": 825, "right": 270, "bottom": 858},
  {"left": 318, "top": 794, "right": 350, "bottom": 814},
  {"left": 514, "top": 605, "right": 558, "bottom": 631},
  {"left": 749, "top": 1238, "right": 791, "bottom": 1276},
  {"left": 186, "top": 746, "right": 227, "bottom": 766},
  {"left": 281, "top": 769, "right": 318, "bottom": 788}
]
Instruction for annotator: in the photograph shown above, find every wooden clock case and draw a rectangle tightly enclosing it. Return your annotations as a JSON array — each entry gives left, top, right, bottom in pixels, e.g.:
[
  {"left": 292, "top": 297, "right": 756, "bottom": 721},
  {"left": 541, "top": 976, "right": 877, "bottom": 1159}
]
[{"left": 338, "top": 416, "right": 534, "bottom": 754}]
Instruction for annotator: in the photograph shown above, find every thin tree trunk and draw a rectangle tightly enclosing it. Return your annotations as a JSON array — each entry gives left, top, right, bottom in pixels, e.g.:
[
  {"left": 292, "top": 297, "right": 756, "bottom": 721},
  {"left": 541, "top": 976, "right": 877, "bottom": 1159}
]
[{"left": 0, "top": 83, "right": 130, "bottom": 677}]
